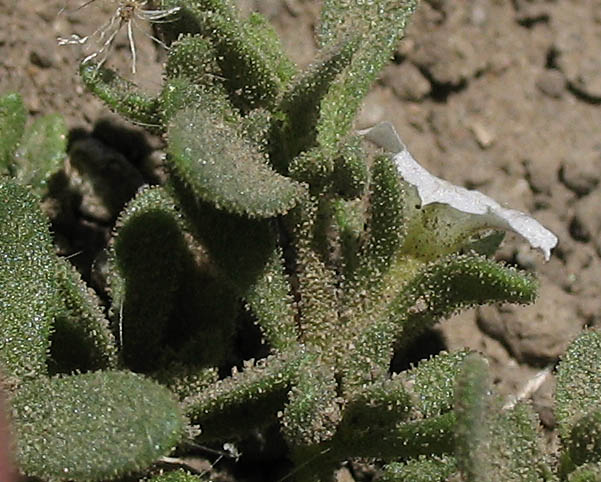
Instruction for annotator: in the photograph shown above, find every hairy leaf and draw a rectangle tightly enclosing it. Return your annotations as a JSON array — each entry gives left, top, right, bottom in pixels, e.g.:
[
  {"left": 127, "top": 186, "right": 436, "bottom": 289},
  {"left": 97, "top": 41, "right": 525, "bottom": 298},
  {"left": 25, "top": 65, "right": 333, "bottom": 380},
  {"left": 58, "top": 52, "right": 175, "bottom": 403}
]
[
  {"left": 149, "top": 469, "right": 209, "bottom": 482},
  {"left": 566, "top": 410, "right": 601, "bottom": 469},
  {"left": 50, "top": 257, "right": 117, "bottom": 373},
  {"left": 169, "top": 107, "right": 306, "bottom": 218},
  {"left": 337, "top": 411, "right": 456, "bottom": 460},
  {"left": 0, "top": 181, "right": 58, "bottom": 381},
  {"left": 80, "top": 64, "right": 161, "bottom": 127},
  {"left": 12, "top": 371, "right": 184, "bottom": 481},
  {"left": 282, "top": 359, "right": 340, "bottom": 446},
  {"left": 272, "top": 35, "right": 359, "bottom": 167},
  {"left": 167, "top": 0, "right": 283, "bottom": 111},
  {"left": 556, "top": 330, "right": 601, "bottom": 439},
  {"left": 182, "top": 351, "right": 302, "bottom": 440},
  {"left": 391, "top": 254, "right": 537, "bottom": 343},
  {"left": 402, "top": 350, "right": 471, "bottom": 418},
  {"left": 379, "top": 456, "right": 457, "bottom": 482},
  {"left": 245, "top": 247, "right": 299, "bottom": 351},
  {"left": 108, "top": 186, "right": 188, "bottom": 372},
  {"left": 454, "top": 354, "right": 491, "bottom": 481},
  {"left": 0, "top": 92, "right": 26, "bottom": 174},
  {"left": 316, "top": 2, "right": 417, "bottom": 150},
  {"left": 13, "top": 114, "right": 67, "bottom": 192}
]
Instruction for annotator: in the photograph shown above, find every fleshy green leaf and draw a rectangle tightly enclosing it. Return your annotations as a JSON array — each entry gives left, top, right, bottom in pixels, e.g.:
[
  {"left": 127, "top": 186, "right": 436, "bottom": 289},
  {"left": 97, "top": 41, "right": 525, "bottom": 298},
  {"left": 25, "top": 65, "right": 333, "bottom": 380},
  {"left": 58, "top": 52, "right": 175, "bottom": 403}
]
[
  {"left": 165, "top": 0, "right": 282, "bottom": 111},
  {"left": 12, "top": 371, "right": 184, "bottom": 481},
  {"left": 0, "top": 92, "right": 26, "bottom": 174},
  {"left": 565, "top": 410, "right": 601, "bottom": 470},
  {"left": 454, "top": 354, "right": 491, "bottom": 481},
  {"left": 316, "top": 2, "right": 417, "bottom": 150},
  {"left": 343, "top": 375, "right": 413, "bottom": 429},
  {"left": 454, "top": 355, "right": 548, "bottom": 481},
  {"left": 243, "top": 12, "right": 297, "bottom": 87},
  {"left": 12, "top": 113, "right": 67, "bottom": 191},
  {"left": 170, "top": 179, "right": 277, "bottom": 291},
  {"left": 182, "top": 351, "right": 302, "bottom": 440},
  {"left": 402, "top": 350, "right": 471, "bottom": 418},
  {"left": 556, "top": 330, "right": 601, "bottom": 439},
  {"left": 245, "top": 247, "right": 299, "bottom": 352},
  {"left": 362, "top": 154, "right": 407, "bottom": 279},
  {"left": 80, "top": 64, "right": 161, "bottom": 127},
  {"left": 168, "top": 106, "right": 306, "bottom": 218},
  {"left": 108, "top": 186, "right": 188, "bottom": 372},
  {"left": 50, "top": 257, "right": 117, "bottom": 373},
  {"left": 567, "top": 463, "right": 601, "bottom": 482},
  {"left": 148, "top": 469, "right": 209, "bottom": 482},
  {"left": 486, "top": 403, "right": 549, "bottom": 481},
  {"left": 330, "top": 135, "right": 368, "bottom": 199},
  {"left": 0, "top": 180, "right": 59, "bottom": 381},
  {"left": 336, "top": 411, "right": 456, "bottom": 460},
  {"left": 390, "top": 253, "right": 538, "bottom": 343},
  {"left": 272, "top": 35, "right": 359, "bottom": 168},
  {"left": 379, "top": 456, "right": 457, "bottom": 482},
  {"left": 282, "top": 358, "right": 340, "bottom": 446},
  {"left": 165, "top": 34, "right": 221, "bottom": 84}
]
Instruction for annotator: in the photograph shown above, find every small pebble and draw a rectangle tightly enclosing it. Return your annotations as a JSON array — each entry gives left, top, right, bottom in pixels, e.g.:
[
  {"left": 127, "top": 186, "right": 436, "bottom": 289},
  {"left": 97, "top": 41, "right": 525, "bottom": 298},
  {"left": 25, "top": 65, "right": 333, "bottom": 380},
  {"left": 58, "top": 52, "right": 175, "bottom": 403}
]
[
  {"left": 536, "top": 69, "right": 565, "bottom": 98},
  {"left": 470, "top": 122, "right": 495, "bottom": 149}
]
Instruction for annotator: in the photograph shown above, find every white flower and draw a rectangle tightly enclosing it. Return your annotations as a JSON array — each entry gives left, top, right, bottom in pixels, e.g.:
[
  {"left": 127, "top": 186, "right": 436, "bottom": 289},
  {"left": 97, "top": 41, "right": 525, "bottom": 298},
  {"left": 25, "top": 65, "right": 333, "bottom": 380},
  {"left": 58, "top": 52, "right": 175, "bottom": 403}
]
[{"left": 358, "top": 122, "right": 558, "bottom": 261}]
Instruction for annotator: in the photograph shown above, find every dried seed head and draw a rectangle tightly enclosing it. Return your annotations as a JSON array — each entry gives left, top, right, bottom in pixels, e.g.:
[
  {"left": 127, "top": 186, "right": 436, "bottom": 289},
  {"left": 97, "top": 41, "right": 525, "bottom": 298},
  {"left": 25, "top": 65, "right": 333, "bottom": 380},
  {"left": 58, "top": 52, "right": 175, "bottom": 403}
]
[{"left": 58, "top": 0, "right": 180, "bottom": 74}]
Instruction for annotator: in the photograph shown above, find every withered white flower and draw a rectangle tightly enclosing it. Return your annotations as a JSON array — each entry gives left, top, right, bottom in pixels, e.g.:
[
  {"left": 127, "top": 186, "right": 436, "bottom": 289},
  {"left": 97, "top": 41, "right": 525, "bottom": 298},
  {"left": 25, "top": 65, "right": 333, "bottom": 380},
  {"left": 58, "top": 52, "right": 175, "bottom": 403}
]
[
  {"left": 58, "top": 0, "right": 180, "bottom": 74},
  {"left": 359, "top": 122, "right": 558, "bottom": 261}
]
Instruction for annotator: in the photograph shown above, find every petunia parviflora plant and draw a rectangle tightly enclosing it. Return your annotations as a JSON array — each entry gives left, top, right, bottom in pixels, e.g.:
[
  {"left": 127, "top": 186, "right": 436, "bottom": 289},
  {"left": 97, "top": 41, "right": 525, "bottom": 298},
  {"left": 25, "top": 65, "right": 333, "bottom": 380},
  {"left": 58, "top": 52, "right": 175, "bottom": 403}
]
[{"left": 9, "top": 1, "right": 601, "bottom": 482}]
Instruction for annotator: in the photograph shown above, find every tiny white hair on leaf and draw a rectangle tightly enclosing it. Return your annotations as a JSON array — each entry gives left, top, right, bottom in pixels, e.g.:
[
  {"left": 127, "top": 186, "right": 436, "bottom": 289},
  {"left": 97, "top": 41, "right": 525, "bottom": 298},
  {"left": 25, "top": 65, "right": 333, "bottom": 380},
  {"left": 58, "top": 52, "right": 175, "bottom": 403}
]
[{"left": 358, "top": 122, "right": 558, "bottom": 261}]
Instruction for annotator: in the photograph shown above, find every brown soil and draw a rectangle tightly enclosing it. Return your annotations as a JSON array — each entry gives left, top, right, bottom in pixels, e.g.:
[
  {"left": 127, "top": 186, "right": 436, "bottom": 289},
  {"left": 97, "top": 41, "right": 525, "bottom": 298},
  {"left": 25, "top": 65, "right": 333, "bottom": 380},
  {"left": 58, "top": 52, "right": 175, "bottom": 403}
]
[{"left": 2, "top": 0, "right": 601, "bottom": 479}]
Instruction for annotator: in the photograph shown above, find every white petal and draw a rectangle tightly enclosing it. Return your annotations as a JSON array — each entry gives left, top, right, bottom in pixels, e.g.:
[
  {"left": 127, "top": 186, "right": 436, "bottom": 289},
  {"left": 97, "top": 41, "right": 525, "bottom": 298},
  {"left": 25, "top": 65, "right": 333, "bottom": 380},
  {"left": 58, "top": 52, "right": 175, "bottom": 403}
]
[{"left": 358, "top": 122, "right": 558, "bottom": 261}]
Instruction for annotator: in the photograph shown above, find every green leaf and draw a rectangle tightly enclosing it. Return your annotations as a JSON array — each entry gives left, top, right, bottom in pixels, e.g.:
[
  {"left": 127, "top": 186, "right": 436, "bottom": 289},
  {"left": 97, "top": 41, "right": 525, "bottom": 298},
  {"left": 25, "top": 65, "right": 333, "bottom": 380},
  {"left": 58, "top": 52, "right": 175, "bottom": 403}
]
[
  {"left": 343, "top": 375, "right": 413, "bottom": 429},
  {"left": 566, "top": 410, "right": 601, "bottom": 469},
  {"left": 316, "top": 0, "right": 417, "bottom": 149},
  {"left": 168, "top": 0, "right": 283, "bottom": 111},
  {"left": 402, "top": 350, "right": 471, "bottom": 418},
  {"left": 271, "top": 35, "right": 359, "bottom": 167},
  {"left": 245, "top": 247, "right": 299, "bottom": 352},
  {"left": 13, "top": 113, "right": 67, "bottom": 192},
  {"left": 568, "top": 463, "right": 601, "bottom": 482},
  {"left": 170, "top": 178, "right": 277, "bottom": 291},
  {"left": 363, "top": 154, "right": 407, "bottom": 279},
  {"left": 108, "top": 186, "right": 188, "bottom": 372},
  {"left": 556, "top": 330, "right": 601, "bottom": 440},
  {"left": 148, "top": 469, "right": 209, "bottom": 482},
  {"left": 80, "top": 64, "right": 161, "bottom": 127},
  {"left": 390, "top": 254, "right": 537, "bottom": 343},
  {"left": 165, "top": 34, "right": 221, "bottom": 84},
  {"left": 182, "top": 351, "right": 302, "bottom": 440},
  {"left": 12, "top": 371, "right": 184, "bottom": 481},
  {"left": 168, "top": 106, "right": 306, "bottom": 218},
  {"left": 455, "top": 355, "right": 548, "bottom": 481},
  {"left": 454, "top": 354, "right": 491, "bottom": 481},
  {"left": 243, "top": 12, "right": 297, "bottom": 87},
  {"left": 336, "top": 411, "right": 456, "bottom": 460},
  {"left": 379, "top": 456, "right": 457, "bottom": 482},
  {"left": 285, "top": 201, "right": 339, "bottom": 354},
  {"left": 282, "top": 358, "right": 340, "bottom": 446},
  {"left": 330, "top": 135, "right": 368, "bottom": 199},
  {"left": 0, "top": 92, "right": 26, "bottom": 174},
  {"left": 0, "top": 180, "right": 59, "bottom": 381},
  {"left": 487, "top": 403, "right": 549, "bottom": 481},
  {"left": 50, "top": 257, "right": 118, "bottom": 373}
]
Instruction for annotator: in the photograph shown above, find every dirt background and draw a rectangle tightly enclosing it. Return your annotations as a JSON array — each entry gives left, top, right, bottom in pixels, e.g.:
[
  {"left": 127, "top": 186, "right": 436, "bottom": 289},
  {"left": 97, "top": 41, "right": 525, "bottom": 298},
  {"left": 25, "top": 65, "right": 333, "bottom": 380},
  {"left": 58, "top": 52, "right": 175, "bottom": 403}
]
[{"left": 2, "top": 0, "right": 601, "bottom": 478}]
